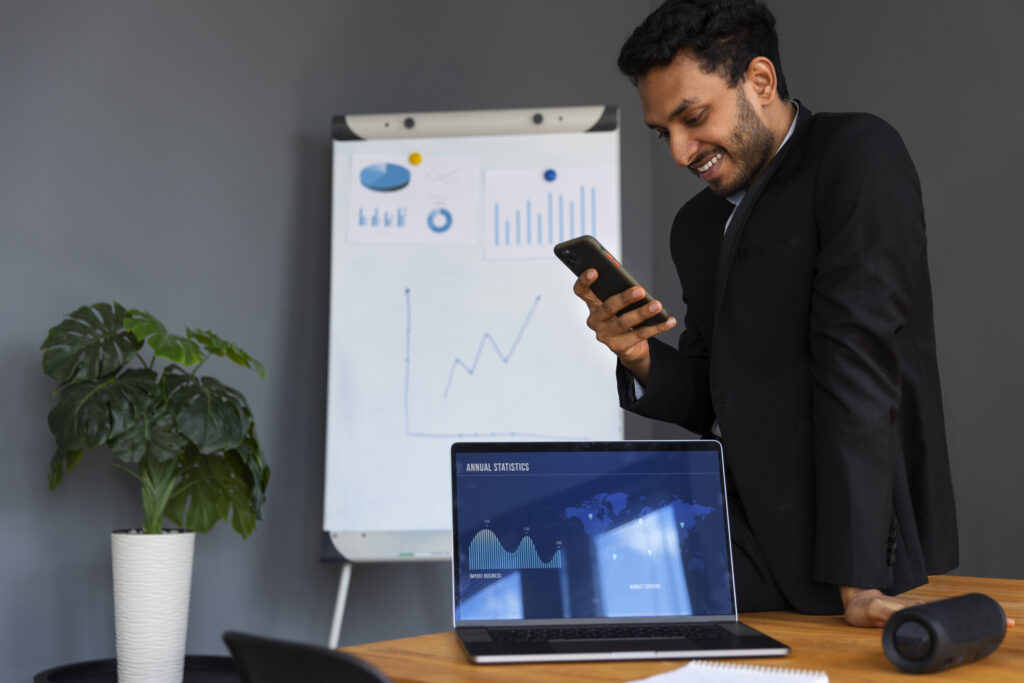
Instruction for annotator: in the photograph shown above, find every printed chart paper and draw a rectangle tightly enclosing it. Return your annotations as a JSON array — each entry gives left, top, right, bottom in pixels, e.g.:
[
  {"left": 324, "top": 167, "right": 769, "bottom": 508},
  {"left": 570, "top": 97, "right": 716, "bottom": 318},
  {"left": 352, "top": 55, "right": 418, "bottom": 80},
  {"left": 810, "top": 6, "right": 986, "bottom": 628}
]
[
  {"left": 348, "top": 154, "right": 480, "bottom": 245},
  {"left": 484, "top": 166, "right": 618, "bottom": 260}
]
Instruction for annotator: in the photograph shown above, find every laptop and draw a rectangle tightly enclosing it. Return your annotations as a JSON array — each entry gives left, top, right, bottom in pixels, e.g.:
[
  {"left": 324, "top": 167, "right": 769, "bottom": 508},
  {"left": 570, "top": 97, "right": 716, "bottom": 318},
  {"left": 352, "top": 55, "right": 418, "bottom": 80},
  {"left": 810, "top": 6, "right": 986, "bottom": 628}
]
[{"left": 450, "top": 440, "right": 790, "bottom": 663}]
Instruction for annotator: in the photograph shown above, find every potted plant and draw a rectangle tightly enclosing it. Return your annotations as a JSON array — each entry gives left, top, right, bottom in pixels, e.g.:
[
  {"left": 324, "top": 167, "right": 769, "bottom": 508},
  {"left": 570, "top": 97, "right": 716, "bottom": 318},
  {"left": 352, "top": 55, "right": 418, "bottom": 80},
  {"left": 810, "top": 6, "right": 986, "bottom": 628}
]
[{"left": 40, "top": 301, "right": 270, "bottom": 683}]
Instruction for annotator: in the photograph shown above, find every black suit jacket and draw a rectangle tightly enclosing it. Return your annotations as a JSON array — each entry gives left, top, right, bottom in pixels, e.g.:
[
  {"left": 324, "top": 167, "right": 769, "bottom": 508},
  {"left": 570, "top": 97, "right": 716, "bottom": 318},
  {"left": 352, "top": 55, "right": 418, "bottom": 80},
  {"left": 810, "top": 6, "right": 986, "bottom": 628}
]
[{"left": 618, "top": 104, "right": 959, "bottom": 613}]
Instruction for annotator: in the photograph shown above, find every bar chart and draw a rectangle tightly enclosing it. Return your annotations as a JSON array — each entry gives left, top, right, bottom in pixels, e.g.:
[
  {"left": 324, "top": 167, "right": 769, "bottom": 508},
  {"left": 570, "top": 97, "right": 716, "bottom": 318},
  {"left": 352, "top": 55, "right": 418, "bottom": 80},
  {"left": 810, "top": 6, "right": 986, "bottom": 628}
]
[
  {"left": 484, "top": 166, "right": 617, "bottom": 260},
  {"left": 490, "top": 185, "right": 597, "bottom": 248}
]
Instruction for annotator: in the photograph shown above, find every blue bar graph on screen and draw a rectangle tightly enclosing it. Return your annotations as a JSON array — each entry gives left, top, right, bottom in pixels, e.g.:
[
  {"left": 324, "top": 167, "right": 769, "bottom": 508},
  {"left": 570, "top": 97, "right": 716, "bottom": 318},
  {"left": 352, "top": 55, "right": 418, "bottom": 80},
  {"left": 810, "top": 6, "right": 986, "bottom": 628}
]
[{"left": 490, "top": 182, "right": 601, "bottom": 249}]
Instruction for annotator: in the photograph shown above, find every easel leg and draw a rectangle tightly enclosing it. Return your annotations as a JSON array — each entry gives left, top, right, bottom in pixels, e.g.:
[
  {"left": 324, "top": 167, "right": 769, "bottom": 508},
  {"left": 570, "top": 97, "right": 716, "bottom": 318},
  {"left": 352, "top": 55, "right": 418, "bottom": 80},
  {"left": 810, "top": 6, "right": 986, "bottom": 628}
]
[{"left": 328, "top": 561, "right": 353, "bottom": 649}]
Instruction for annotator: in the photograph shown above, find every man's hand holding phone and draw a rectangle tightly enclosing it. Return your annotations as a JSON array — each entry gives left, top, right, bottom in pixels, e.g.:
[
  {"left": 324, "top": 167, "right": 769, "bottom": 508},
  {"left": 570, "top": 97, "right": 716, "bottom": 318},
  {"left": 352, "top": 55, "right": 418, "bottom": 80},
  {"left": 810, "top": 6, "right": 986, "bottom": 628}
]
[
  {"left": 556, "top": 236, "right": 677, "bottom": 384},
  {"left": 569, "top": 262, "right": 676, "bottom": 387}
]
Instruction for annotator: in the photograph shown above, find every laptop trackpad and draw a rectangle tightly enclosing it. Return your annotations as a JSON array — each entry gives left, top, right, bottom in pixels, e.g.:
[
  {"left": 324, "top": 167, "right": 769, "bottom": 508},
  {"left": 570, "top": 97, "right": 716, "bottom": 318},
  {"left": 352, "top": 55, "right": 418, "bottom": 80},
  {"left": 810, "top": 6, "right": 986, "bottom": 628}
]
[{"left": 550, "top": 638, "right": 695, "bottom": 653}]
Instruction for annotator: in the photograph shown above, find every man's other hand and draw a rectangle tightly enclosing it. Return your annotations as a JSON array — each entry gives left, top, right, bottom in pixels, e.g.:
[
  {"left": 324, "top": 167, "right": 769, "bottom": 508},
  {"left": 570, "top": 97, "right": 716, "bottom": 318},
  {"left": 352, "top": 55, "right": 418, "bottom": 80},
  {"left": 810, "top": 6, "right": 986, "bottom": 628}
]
[
  {"left": 840, "top": 586, "right": 1017, "bottom": 628},
  {"left": 573, "top": 268, "right": 676, "bottom": 385},
  {"left": 840, "top": 586, "right": 921, "bottom": 627}
]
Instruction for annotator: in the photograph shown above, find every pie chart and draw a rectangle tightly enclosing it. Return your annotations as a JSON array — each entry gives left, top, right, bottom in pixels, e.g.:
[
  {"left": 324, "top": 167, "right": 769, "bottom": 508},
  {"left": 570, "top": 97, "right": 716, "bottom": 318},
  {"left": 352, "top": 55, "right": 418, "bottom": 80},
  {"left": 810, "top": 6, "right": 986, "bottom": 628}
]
[{"left": 360, "top": 163, "right": 411, "bottom": 192}]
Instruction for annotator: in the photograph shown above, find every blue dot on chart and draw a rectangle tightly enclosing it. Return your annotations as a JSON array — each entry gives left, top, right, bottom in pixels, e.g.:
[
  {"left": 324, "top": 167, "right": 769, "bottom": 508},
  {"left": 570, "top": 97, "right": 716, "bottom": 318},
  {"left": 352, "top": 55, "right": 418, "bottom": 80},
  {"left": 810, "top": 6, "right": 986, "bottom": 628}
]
[{"left": 544, "top": 169, "right": 557, "bottom": 182}]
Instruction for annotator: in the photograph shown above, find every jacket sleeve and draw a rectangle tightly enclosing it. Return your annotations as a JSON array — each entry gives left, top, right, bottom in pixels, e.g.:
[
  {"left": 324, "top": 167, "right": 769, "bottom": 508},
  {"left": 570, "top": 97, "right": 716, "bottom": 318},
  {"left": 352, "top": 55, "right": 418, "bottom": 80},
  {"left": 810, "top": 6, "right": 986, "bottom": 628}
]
[
  {"left": 615, "top": 308, "right": 716, "bottom": 436},
  {"left": 809, "top": 115, "right": 929, "bottom": 588}
]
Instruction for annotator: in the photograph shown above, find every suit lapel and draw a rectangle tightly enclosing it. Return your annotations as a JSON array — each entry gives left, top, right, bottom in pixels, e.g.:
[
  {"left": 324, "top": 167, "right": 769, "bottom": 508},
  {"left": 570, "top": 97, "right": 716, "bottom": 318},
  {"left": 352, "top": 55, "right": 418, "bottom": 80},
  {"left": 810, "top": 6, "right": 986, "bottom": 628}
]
[{"left": 713, "top": 104, "right": 812, "bottom": 323}]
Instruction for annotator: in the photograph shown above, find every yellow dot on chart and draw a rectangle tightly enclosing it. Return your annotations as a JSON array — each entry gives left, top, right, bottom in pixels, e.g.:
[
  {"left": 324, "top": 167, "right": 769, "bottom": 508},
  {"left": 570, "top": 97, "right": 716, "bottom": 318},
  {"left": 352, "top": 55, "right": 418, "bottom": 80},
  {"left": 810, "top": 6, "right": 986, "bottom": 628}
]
[{"left": 409, "top": 152, "right": 423, "bottom": 165}]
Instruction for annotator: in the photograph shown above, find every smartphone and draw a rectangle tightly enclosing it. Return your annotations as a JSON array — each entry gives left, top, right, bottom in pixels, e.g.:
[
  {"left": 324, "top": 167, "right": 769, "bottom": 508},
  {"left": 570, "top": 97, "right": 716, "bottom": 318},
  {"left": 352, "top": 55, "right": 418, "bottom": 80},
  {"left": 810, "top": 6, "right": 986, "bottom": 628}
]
[{"left": 554, "top": 235, "right": 670, "bottom": 326}]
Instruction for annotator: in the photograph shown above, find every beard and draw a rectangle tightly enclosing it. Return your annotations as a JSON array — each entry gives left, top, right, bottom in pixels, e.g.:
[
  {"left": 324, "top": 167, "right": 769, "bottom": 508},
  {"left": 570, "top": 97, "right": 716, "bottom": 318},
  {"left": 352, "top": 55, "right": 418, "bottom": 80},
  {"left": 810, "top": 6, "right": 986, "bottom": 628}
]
[{"left": 708, "top": 89, "right": 777, "bottom": 197}]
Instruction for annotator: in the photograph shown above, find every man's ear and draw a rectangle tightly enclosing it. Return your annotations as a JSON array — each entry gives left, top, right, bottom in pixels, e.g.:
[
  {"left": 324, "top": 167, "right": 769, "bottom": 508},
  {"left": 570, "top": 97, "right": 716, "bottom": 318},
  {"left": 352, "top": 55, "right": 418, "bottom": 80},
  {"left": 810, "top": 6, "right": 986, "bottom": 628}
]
[{"left": 745, "top": 57, "right": 778, "bottom": 105}]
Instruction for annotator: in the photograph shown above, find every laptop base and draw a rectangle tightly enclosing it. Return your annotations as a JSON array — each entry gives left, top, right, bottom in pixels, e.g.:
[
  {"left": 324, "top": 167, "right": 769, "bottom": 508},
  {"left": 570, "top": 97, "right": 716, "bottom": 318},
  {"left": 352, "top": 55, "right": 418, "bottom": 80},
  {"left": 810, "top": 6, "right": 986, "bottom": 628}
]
[{"left": 458, "top": 621, "right": 788, "bottom": 663}]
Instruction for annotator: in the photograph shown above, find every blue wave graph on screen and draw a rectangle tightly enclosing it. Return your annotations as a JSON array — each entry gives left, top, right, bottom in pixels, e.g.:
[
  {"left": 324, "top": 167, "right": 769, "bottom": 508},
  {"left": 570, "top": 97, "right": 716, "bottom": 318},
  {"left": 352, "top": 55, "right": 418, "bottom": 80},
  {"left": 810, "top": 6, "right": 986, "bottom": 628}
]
[
  {"left": 403, "top": 288, "right": 582, "bottom": 440},
  {"left": 468, "top": 528, "right": 563, "bottom": 570}
]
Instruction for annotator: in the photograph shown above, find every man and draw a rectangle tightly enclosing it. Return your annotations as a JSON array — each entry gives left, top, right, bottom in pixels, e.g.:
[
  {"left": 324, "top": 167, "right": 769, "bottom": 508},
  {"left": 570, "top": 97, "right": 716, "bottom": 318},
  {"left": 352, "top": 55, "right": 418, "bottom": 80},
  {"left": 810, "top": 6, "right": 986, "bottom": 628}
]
[{"left": 573, "top": 0, "right": 959, "bottom": 627}]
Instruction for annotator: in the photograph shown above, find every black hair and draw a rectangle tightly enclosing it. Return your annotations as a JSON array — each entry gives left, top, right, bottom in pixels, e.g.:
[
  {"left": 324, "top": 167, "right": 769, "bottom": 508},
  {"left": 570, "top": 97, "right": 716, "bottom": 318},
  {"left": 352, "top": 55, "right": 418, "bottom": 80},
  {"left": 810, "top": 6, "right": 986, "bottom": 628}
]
[{"left": 618, "top": 0, "right": 789, "bottom": 100}]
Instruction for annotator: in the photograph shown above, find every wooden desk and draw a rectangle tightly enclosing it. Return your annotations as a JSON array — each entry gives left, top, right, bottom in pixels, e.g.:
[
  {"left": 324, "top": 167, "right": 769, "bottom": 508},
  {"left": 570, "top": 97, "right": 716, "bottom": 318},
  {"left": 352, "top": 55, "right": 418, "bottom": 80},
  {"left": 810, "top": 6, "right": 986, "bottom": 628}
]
[{"left": 342, "top": 575, "right": 1022, "bottom": 682}]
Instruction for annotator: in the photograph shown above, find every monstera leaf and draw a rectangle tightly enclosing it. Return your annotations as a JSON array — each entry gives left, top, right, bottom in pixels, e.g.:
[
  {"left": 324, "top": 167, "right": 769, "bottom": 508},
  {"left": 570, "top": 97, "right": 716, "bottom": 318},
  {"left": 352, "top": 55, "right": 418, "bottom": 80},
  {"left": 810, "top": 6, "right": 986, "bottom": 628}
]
[
  {"left": 232, "top": 425, "right": 271, "bottom": 516},
  {"left": 46, "top": 369, "right": 156, "bottom": 454},
  {"left": 109, "top": 401, "right": 189, "bottom": 464},
  {"left": 163, "top": 367, "right": 251, "bottom": 454},
  {"left": 124, "top": 309, "right": 203, "bottom": 366},
  {"left": 163, "top": 441, "right": 265, "bottom": 538},
  {"left": 189, "top": 328, "right": 266, "bottom": 379},
  {"left": 47, "top": 450, "right": 82, "bottom": 489},
  {"left": 40, "top": 302, "right": 142, "bottom": 383},
  {"left": 45, "top": 369, "right": 156, "bottom": 489}
]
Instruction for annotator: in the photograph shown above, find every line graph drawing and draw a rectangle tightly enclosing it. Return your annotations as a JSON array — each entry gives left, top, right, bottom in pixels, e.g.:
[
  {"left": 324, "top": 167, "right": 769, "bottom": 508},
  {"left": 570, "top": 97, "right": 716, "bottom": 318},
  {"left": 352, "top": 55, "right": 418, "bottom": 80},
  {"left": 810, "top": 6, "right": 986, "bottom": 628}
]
[
  {"left": 403, "top": 287, "right": 583, "bottom": 440},
  {"left": 421, "top": 168, "right": 462, "bottom": 186},
  {"left": 443, "top": 295, "right": 540, "bottom": 398}
]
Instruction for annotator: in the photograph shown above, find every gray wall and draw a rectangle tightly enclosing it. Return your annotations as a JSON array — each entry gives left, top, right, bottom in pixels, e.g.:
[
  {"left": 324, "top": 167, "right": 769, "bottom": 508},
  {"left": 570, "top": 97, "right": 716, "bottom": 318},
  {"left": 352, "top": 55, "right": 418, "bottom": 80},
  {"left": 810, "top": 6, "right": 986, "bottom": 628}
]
[
  {"left": 2, "top": 1, "right": 1021, "bottom": 680},
  {"left": 0, "top": 1, "right": 654, "bottom": 680}
]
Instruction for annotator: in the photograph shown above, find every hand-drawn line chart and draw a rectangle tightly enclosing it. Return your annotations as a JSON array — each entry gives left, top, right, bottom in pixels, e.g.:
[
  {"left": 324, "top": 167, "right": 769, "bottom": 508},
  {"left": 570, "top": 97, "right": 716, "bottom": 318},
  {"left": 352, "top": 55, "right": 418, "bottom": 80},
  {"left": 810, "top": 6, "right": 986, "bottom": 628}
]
[{"left": 402, "top": 287, "right": 584, "bottom": 440}]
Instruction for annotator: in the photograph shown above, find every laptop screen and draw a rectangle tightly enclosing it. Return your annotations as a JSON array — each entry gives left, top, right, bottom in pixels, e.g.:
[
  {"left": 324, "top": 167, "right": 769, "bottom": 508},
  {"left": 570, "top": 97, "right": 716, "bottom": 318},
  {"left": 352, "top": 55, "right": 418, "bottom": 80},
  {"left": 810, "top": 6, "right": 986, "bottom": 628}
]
[{"left": 451, "top": 441, "right": 736, "bottom": 624}]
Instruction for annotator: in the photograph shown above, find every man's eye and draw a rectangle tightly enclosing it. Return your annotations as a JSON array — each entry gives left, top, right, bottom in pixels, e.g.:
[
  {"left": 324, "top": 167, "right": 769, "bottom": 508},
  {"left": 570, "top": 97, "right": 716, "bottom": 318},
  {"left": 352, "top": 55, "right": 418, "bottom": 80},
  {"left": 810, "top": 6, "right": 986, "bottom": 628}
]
[
  {"left": 686, "top": 112, "right": 704, "bottom": 125},
  {"left": 654, "top": 130, "right": 669, "bottom": 141}
]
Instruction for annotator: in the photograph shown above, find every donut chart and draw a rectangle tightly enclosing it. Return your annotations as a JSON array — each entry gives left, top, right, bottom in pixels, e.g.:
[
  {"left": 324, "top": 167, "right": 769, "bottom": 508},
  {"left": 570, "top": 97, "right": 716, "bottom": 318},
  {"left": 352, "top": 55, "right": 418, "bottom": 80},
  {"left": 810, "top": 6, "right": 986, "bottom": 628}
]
[{"left": 427, "top": 208, "right": 453, "bottom": 233}]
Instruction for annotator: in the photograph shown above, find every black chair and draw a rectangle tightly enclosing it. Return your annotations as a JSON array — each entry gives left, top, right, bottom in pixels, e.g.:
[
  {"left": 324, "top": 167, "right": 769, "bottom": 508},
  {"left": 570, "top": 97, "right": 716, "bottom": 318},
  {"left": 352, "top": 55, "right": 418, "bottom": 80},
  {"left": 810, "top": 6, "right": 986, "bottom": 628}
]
[{"left": 223, "top": 631, "right": 392, "bottom": 683}]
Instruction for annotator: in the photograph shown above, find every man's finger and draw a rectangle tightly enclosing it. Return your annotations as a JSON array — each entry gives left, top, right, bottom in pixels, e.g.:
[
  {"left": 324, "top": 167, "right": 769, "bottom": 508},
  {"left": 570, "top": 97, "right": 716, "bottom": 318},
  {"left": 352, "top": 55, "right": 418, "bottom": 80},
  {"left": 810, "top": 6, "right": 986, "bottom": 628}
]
[
  {"left": 596, "top": 314, "right": 676, "bottom": 354},
  {"left": 602, "top": 286, "right": 647, "bottom": 316},
  {"left": 572, "top": 269, "right": 603, "bottom": 307},
  {"left": 613, "top": 298, "right": 670, "bottom": 329}
]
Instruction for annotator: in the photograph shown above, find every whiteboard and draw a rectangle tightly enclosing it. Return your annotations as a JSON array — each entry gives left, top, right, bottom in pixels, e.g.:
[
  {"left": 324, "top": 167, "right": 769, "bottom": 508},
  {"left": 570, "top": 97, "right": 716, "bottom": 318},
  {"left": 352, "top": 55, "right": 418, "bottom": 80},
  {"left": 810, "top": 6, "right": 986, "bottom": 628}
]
[{"left": 323, "top": 106, "right": 623, "bottom": 562}]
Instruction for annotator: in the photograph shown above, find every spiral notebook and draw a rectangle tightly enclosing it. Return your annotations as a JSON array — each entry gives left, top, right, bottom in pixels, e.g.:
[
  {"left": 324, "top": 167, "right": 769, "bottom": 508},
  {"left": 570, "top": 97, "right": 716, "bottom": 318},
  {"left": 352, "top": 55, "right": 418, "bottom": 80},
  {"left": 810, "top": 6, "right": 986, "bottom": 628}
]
[{"left": 632, "top": 660, "right": 829, "bottom": 682}]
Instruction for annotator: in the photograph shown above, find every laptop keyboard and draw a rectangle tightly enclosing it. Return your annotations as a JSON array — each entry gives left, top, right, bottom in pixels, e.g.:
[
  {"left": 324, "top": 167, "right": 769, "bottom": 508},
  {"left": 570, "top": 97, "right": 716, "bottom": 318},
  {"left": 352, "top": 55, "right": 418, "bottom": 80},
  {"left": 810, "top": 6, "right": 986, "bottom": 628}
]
[{"left": 489, "top": 623, "right": 733, "bottom": 642}]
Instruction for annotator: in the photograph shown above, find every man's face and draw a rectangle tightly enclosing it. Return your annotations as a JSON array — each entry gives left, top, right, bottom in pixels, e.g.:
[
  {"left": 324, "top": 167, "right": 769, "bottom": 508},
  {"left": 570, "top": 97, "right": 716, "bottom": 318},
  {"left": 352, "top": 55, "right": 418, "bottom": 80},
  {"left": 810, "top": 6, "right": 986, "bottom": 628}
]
[{"left": 638, "top": 52, "right": 775, "bottom": 197}]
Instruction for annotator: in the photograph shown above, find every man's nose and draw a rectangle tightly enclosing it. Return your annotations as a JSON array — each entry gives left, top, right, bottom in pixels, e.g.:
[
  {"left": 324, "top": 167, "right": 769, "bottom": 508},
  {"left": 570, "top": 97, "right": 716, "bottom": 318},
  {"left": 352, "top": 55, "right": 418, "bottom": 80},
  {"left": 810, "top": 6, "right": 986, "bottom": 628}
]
[{"left": 669, "top": 134, "right": 700, "bottom": 168}]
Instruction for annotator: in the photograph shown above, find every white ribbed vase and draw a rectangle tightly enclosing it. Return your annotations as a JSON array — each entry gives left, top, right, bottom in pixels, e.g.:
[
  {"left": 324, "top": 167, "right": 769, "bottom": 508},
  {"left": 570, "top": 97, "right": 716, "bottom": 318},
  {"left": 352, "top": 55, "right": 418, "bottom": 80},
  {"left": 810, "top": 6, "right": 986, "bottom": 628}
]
[{"left": 111, "top": 529, "right": 195, "bottom": 683}]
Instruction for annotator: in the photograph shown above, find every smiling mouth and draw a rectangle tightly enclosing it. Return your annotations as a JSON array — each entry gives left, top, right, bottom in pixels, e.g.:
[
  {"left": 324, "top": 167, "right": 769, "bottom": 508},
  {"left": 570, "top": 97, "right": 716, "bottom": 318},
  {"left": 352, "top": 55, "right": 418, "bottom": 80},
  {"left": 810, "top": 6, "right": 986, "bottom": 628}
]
[{"left": 693, "top": 151, "right": 723, "bottom": 174}]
